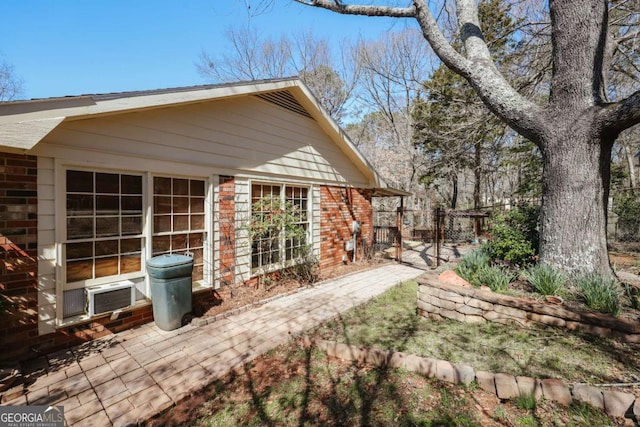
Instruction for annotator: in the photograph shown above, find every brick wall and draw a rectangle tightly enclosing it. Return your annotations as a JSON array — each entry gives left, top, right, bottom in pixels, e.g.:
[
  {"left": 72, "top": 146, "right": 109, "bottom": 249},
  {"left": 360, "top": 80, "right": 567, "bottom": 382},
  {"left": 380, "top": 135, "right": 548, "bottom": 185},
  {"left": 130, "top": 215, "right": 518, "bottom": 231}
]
[
  {"left": 320, "top": 186, "right": 373, "bottom": 271},
  {"left": 29, "top": 306, "right": 155, "bottom": 358},
  {"left": 0, "top": 153, "right": 39, "bottom": 362}
]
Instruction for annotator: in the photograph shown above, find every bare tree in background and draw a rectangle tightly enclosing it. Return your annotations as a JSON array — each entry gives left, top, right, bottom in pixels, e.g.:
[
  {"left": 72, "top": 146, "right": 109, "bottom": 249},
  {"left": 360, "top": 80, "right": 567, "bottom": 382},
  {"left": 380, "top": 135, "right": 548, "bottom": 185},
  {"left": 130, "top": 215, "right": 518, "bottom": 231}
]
[
  {"left": 293, "top": 0, "right": 640, "bottom": 277},
  {"left": 349, "top": 29, "right": 433, "bottom": 193},
  {"left": 0, "top": 61, "right": 23, "bottom": 101},
  {"left": 197, "top": 27, "right": 359, "bottom": 123}
]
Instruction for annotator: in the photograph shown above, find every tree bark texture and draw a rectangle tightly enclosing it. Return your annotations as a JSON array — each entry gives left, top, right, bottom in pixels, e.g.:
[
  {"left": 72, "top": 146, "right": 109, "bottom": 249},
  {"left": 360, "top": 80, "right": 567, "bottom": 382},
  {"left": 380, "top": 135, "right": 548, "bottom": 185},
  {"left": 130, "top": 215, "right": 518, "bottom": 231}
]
[
  {"left": 538, "top": 122, "right": 614, "bottom": 276},
  {"left": 536, "top": 0, "right": 614, "bottom": 276}
]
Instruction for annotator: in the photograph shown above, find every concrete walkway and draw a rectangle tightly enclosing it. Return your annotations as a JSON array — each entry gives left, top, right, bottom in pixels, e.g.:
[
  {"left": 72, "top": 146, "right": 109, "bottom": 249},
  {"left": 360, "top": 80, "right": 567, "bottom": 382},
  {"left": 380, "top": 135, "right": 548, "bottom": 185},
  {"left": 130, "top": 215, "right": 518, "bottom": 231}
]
[{"left": 3, "top": 263, "right": 424, "bottom": 426}]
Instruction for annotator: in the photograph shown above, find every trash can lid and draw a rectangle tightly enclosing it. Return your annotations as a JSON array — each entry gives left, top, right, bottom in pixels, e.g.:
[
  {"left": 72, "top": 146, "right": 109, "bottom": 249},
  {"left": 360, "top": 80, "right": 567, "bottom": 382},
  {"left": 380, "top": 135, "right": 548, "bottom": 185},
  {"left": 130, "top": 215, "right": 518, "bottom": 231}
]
[{"left": 146, "top": 254, "right": 194, "bottom": 269}]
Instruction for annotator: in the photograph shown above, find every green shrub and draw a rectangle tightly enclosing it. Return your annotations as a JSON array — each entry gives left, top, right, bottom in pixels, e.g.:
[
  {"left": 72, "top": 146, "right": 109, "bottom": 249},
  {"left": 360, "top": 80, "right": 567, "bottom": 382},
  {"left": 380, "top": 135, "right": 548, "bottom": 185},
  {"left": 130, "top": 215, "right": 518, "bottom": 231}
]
[
  {"left": 576, "top": 274, "right": 622, "bottom": 316},
  {"left": 486, "top": 204, "right": 539, "bottom": 267},
  {"left": 476, "top": 265, "right": 515, "bottom": 293},
  {"left": 455, "top": 249, "right": 490, "bottom": 286},
  {"left": 524, "top": 264, "right": 566, "bottom": 296},
  {"left": 283, "top": 245, "right": 319, "bottom": 285}
]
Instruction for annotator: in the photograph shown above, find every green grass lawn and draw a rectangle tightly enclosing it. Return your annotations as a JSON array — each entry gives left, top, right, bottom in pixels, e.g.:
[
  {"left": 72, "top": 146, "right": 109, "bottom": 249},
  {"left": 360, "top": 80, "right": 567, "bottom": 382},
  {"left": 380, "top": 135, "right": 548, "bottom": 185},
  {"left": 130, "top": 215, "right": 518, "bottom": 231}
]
[{"left": 312, "top": 280, "right": 640, "bottom": 385}]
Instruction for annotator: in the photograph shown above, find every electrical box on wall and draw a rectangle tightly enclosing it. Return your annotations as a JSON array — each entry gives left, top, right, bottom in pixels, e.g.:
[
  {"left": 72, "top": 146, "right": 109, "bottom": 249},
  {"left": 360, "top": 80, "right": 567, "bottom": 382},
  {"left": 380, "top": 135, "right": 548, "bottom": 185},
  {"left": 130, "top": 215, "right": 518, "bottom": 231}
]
[{"left": 352, "top": 221, "right": 361, "bottom": 234}]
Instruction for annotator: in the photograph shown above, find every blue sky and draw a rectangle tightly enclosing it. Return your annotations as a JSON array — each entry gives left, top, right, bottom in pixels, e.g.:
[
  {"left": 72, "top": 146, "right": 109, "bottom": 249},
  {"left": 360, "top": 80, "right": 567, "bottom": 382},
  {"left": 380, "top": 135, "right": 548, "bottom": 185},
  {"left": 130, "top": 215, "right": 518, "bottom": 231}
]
[{"left": 2, "top": 1, "right": 413, "bottom": 100}]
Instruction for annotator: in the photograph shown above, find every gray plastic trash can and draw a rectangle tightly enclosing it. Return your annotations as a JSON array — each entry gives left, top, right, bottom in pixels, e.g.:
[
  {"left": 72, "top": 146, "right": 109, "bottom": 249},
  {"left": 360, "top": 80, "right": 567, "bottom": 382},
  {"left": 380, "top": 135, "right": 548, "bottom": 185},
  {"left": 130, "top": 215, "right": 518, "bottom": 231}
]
[{"left": 146, "top": 254, "right": 194, "bottom": 331}]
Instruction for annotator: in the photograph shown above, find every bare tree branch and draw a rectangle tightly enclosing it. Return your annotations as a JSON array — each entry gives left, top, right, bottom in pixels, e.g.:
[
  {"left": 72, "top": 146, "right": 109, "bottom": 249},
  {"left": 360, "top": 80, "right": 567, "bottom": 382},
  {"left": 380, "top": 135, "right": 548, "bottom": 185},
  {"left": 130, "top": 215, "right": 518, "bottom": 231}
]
[{"left": 292, "top": 0, "right": 416, "bottom": 18}]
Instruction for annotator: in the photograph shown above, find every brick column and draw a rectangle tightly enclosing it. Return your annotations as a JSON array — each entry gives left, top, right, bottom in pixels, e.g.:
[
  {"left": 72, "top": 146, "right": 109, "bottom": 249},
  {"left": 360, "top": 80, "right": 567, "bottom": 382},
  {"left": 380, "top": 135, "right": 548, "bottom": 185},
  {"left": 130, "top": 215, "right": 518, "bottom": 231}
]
[
  {"left": 218, "top": 176, "right": 235, "bottom": 287},
  {"left": 0, "top": 153, "right": 38, "bottom": 362}
]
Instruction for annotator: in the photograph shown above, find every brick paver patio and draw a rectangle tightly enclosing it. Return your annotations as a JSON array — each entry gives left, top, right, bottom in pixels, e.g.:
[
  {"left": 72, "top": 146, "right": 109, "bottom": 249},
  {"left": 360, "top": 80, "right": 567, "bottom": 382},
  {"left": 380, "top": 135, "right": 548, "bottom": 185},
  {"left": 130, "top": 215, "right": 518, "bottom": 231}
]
[{"left": 3, "top": 263, "right": 424, "bottom": 426}]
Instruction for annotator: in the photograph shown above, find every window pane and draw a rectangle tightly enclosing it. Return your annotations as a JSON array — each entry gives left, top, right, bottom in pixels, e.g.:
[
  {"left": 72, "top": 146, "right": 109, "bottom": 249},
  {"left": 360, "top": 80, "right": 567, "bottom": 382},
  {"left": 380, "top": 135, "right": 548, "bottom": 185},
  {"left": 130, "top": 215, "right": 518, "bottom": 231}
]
[
  {"left": 121, "top": 238, "right": 141, "bottom": 254},
  {"left": 173, "top": 179, "right": 189, "bottom": 195},
  {"left": 96, "top": 217, "right": 119, "bottom": 237},
  {"left": 67, "top": 242, "right": 93, "bottom": 260},
  {"left": 121, "top": 174, "right": 142, "bottom": 194},
  {"left": 192, "top": 248, "right": 203, "bottom": 264},
  {"left": 154, "top": 215, "right": 172, "bottom": 233},
  {"left": 173, "top": 215, "right": 189, "bottom": 232},
  {"left": 154, "top": 196, "right": 172, "bottom": 214},
  {"left": 154, "top": 177, "right": 171, "bottom": 195},
  {"left": 189, "top": 233, "right": 203, "bottom": 248},
  {"left": 95, "top": 257, "right": 118, "bottom": 278},
  {"left": 122, "top": 216, "right": 142, "bottom": 235},
  {"left": 174, "top": 197, "right": 189, "bottom": 213},
  {"left": 67, "top": 194, "right": 93, "bottom": 216},
  {"left": 96, "top": 195, "right": 119, "bottom": 215},
  {"left": 121, "top": 254, "right": 141, "bottom": 274},
  {"left": 95, "top": 240, "right": 118, "bottom": 257},
  {"left": 191, "top": 180, "right": 205, "bottom": 196},
  {"left": 153, "top": 235, "right": 171, "bottom": 254},
  {"left": 191, "top": 215, "right": 204, "bottom": 230},
  {"left": 190, "top": 197, "right": 205, "bottom": 213},
  {"left": 67, "top": 170, "right": 93, "bottom": 193},
  {"left": 172, "top": 233, "right": 187, "bottom": 251},
  {"left": 67, "top": 260, "right": 93, "bottom": 282},
  {"left": 96, "top": 173, "right": 119, "bottom": 194},
  {"left": 67, "top": 218, "right": 94, "bottom": 240},
  {"left": 122, "top": 196, "right": 142, "bottom": 214}
]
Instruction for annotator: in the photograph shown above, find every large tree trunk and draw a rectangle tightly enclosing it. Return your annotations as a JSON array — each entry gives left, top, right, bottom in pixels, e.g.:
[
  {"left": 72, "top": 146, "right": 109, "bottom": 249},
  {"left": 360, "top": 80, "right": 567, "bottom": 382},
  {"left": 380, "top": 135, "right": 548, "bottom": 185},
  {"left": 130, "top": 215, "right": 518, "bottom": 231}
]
[
  {"left": 537, "top": 0, "right": 614, "bottom": 277},
  {"left": 539, "top": 126, "right": 614, "bottom": 276}
]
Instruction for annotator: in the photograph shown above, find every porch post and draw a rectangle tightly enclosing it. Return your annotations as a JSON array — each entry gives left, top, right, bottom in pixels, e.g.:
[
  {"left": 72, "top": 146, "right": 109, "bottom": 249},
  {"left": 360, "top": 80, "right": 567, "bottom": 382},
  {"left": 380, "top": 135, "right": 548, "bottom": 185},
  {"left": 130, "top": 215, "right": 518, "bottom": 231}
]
[{"left": 396, "top": 197, "right": 404, "bottom": 263}]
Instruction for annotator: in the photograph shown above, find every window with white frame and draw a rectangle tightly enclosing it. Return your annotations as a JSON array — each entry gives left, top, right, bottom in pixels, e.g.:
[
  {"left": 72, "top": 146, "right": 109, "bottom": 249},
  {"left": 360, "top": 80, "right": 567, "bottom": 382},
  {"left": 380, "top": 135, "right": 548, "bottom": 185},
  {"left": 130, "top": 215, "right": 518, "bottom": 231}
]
[
  {"left": 65, "top": 170, "right": 144, "bottom": 284},
  {"left": 152, "top": 177, "right": 206, "bottom": 281},
  {"left": 250, "top": 183, "right": 309, "bottom": 271},
  {"left": 284, "top": 185, "right": 308, "bottom": 261}
]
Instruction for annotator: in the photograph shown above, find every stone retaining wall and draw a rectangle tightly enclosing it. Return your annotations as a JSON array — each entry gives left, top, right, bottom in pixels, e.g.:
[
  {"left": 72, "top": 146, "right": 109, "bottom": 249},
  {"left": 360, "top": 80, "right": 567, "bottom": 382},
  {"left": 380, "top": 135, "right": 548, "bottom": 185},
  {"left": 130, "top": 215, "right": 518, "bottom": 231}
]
[
  {"left": 303, "top": 336, "right": 640, "bottom": 420},
  {"left": 417, "top": 276, "right": 640, "bottom": 343}
]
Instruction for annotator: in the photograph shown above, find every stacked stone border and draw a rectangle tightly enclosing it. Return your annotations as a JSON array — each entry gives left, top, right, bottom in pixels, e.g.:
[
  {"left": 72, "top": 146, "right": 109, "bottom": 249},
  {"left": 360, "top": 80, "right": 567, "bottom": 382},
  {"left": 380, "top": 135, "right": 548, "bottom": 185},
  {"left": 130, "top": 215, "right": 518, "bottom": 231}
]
[
  {"left": 302, "top": 336, "right": 640, "bottom": 420},
  {"left": 417, "top": 277, "right": 640, "bottom": 343}
]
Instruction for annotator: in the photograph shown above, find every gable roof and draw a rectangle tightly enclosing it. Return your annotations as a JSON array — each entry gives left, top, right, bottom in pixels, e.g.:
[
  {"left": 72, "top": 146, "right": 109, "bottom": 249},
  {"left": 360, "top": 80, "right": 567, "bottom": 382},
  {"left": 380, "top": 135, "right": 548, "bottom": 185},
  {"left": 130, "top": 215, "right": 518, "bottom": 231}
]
[{"left": 0, "top": 77, "right": 408, "bottom": 195}]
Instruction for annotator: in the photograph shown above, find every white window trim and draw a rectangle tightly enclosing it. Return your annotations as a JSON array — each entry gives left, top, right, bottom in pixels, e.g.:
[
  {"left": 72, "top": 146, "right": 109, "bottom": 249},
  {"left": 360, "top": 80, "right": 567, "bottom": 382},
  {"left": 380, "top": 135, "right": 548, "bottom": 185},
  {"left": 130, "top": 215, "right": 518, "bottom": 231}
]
[{"left": 249, "top": 180, "right": 311, "bottom": 276}]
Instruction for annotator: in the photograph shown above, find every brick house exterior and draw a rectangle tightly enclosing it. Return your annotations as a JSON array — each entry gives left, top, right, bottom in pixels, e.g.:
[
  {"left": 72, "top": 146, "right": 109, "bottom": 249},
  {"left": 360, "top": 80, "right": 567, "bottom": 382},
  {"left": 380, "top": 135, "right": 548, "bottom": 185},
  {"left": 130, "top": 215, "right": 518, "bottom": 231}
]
[
  {"left": 0, "top": 79, "right": 405, "bottom": 363},
  {"left": 320, "top": 186, "right": 373, "bottom": 271}
]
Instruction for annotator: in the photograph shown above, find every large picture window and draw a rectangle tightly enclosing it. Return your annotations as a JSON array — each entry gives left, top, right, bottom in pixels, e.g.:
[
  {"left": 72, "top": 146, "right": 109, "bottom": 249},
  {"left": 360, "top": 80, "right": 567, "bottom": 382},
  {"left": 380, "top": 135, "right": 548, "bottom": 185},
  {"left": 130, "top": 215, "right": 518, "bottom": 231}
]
[
  {"left": 251, "top": 183, "right": 309, "bottom": 271},
  {"left": 152, "top": 177, "right": 206, "bottom": 281},
  {"left": 65, "top": 170, "right": 143, "bottom": 283}
]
